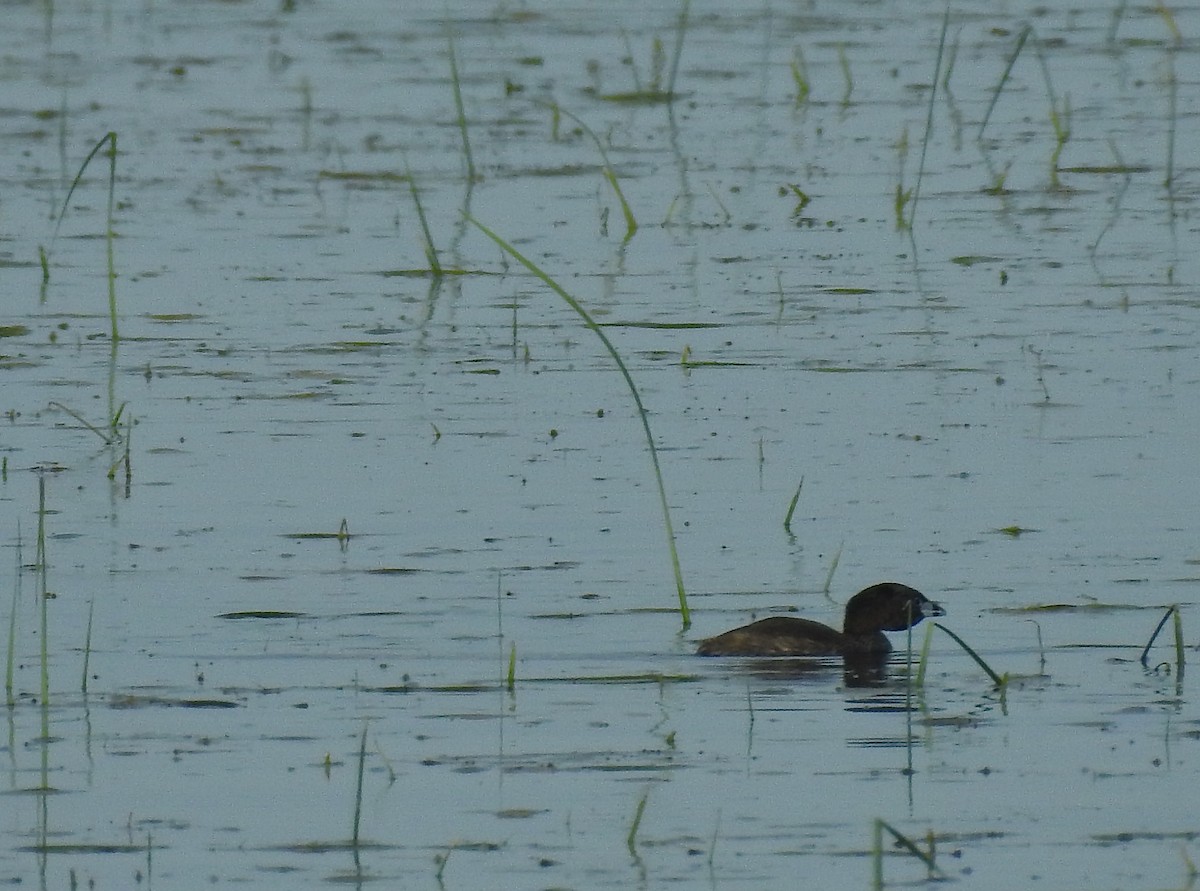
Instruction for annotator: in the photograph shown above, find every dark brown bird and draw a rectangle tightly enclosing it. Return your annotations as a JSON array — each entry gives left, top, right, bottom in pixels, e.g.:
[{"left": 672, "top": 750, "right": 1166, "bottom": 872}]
[{"left": 696, "top": 582, "right": 944, "bottom": 657}]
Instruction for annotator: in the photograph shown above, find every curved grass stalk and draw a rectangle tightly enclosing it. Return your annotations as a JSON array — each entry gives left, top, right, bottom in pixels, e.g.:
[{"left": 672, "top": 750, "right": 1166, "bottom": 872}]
[
  {"left": 934, "top": 622, "right": 1006, "bottom": 688},
  {"left": 42, "top": 132, "right": 119, "bottom": 341},
  {"left": 539, "top": 102, "right": 637, "bottom": 242},
  {"left": 467, "top": 215, "right": 689, "bottom": 628}
]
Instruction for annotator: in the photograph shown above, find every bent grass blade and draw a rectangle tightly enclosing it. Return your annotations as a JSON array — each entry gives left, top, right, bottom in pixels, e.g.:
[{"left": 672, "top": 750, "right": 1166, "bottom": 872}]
[{"left": 466, "top": 215, "right": 689, "bottom": 628}]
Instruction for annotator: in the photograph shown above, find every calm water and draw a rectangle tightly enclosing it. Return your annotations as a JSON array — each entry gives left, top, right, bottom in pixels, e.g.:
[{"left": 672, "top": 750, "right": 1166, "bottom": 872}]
[{"left": 2, "top": 1, "right": 1199, "bottom": 888}]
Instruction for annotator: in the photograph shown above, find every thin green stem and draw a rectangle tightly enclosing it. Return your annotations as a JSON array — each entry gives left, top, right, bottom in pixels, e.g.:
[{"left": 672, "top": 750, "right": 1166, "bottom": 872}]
[
  {"left": 467, "top": 215, "right": 688, "bottom": 627},
  {"left": 908, "top": 7, "right": 950, "bottom": 230},
  {"left": 538, "top": 103, "right": 637, "bottom": 242},
  {"left": 934, "top": 622, "right": 1005, "bottom": 688},
  {"left": 351, "top": 721, "right": 368, "bottom": 848},
  {"left": 446, "top": 31, "right": 476, "bottom": 182}
]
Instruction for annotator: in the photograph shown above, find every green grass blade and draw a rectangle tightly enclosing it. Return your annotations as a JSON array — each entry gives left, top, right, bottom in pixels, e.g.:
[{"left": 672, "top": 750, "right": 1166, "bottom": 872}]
[
  {"left": 41, "top": 132, "right": 120, "bottom": 340},
  {"left": 6, "top": 523, "right": 20, "bottom": 707},
  {"left": 874, "top": 819, "right": 943, "bottom": 879},
  {"left": 351, "top": 721, "right": 368, "bottom": 848},
  {"left": 665, "top": 0, "right": 691, "bottom": 99},
  {"left": 934, "top": 622, "right": 1004, "bottom": 687},
  {"left": 627, "top": 790, "right": 649, "bottom": 856},
  {"left": 821, "top": 542, "right": 842, "bottom": 594},
  {"left": 105, "top": 132, "right": 118, "bottom": 341},
  {"left": 1173, "top": 606, "right": 1185, "bottom": 675},
  {"left": 82, "top": 597, "right": 95, "bottom": 694},
  {"left": 915, "top": 621, "right": 934, "bottom": 687},
  {"left": 1141, "top": 604, "right": 1184, "bottom": 674},
  {"left": 405, "top": 164, "right": 442, "bottom": 276},
  {"left": 538, "top": 103, "right": 637, "bottom": 241},
  {"left": 978, "top": 24, "right": 1031, "bottom": 140},
  {"left": 446, "top": 31, "right": 476, "bottom": 183},
  {"left": 782, "top": 477, "right": 803, "bottom": 533},
  {"left": 467, "top": 215, "right": 688, "bottom": 627},
  {"left": 908, "top": 7, "right": 949, "bottom": 230}
]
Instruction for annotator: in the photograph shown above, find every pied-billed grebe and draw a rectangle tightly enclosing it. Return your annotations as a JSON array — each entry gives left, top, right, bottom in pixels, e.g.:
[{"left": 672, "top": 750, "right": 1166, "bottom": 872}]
[{"left": 696, "top": 582, "right": 944, "bottom": 657}]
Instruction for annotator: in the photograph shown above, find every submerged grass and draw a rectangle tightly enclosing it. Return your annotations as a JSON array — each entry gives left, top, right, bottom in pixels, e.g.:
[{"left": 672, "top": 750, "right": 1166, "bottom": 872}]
[{"left": 467, "top": 216, "right": 689, "bottom": 628}]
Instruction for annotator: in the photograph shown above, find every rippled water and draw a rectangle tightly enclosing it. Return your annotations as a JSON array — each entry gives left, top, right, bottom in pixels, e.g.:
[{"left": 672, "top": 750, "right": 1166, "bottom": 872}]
[{"left": 2, "top": 1, "right": 1199, "bottom": 888}]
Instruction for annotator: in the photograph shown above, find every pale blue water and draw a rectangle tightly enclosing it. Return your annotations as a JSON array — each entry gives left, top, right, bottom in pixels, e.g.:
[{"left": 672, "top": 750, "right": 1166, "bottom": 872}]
[{"left": 1, "top": 1, "right": 1198, "bottom": 888}]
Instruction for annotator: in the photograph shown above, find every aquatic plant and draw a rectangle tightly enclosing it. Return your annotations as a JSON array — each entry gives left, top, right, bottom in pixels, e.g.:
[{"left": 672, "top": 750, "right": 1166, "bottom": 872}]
[
  {"left": 871, "top": 819, "right": 943, "bottom": 888},
  {"left": 405, "top": 164, "right": 442, "bottom": 276},
  {"left": 540, "top": 102, "right": 637, "bottom": 242},
  {"left": 1157, "top": 5, "right": 1181, "bottom": 191},
  {"left": 627, "top": 789, "right": 649, "bottom": 856},
  {"left": 907, "top": 8, "right": 950, "bottom": 231},
  {"left": 933, "top": 622, "right": 1007, "bottom": 693},
  {"left": 978, "top": 25, "right": 1030, "bottom": 140},
  {"left": 81, "top": 597, "right": 94, "bottom": 694},
  {"left": 446, "top": 31, "right": 476, "bottom": 183},
  {"left": 40, "top": 132, "right": 120, "bottom": 341},
  {"left": 597, "top": 0, "right": 690, "bottom": 103},
  {"left": 1140, "top": 604, "right": 1185, "bottom": 676},
  {"left": 782, "top": 477, "right": 803, "bottom": 534},
  {"left": 821, "top": 542, "right": 842, "bottom": 595},
  {"left": 467, "top": 216, "right": 690, "bottom": 628},
  {"left": 37, "top": 474, "right": 50, "bottom": 743},
  {"left": 790, "top": 46, "right": 810, "bottom": 107},
  {"left": 837, "top": 44, "right": 853, "bottom": 107},
  {"left": 351, "top": 722, "right": 368, "bottom": 850},
  {"left": 977, "top": 26, "right": 1072, "bottom": 189},
  {"left": 5, "top": 524, "right": 19, "bottom": 707}
]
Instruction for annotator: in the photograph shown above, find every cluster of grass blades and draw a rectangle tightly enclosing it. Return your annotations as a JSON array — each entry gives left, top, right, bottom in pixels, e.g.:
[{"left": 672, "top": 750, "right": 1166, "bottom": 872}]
[
  {"left": 466, "top": 215, "right": 689, "bottom": 629},
  {"left": 590, "top": 0, "right": 690, "bottom": 104},
  {"left": 47, "top": 400, "right": 133, "bottom": 488},
  {"left": 39, "top": 132, "right": 120, "bottom": 342},
  {"left": 978, "top": 24, "right": 1072, "bottom": 190}
]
